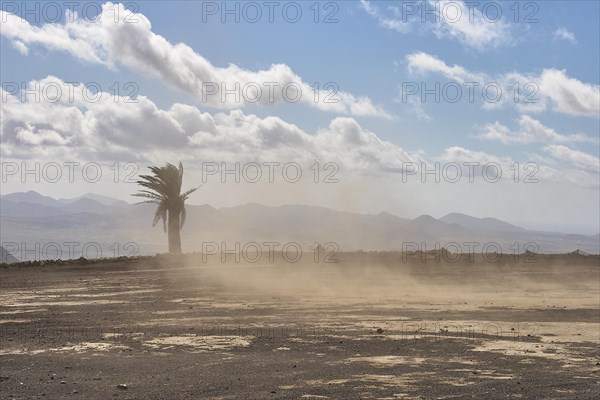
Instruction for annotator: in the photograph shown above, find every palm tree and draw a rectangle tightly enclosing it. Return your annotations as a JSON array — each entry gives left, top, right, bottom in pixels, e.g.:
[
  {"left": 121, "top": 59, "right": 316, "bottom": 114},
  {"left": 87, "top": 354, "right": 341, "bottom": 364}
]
[{"left": 132, "top": 162, "right": 199, "bottom": 254}]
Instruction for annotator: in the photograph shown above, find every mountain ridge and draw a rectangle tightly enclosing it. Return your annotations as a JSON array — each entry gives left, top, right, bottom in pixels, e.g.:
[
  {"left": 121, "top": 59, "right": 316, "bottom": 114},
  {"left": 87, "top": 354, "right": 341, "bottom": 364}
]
[{"left": 1, "top": 191, "right": 598, "bottom": 255}]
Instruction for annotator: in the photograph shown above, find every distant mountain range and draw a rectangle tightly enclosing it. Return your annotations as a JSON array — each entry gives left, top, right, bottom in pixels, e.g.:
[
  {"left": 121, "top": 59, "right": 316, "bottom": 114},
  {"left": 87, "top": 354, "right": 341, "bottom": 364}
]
[{"left": 1, "top": 191, "right": 598, "bottom": 261}]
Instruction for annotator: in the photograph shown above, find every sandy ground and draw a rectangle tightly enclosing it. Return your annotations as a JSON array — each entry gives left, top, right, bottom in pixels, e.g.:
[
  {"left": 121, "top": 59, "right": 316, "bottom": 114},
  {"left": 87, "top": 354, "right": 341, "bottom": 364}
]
[{"left": 0, "top": 254, "right": 599, "bottom": 399}]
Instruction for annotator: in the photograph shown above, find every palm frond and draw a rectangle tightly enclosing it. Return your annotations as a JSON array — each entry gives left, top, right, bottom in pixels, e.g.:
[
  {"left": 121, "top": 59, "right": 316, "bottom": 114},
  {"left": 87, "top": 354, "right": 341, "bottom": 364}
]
[
  {"left": 152, "top": 202, "right": 168, "bottom": 232},
  {"left": 131, "top": 192, "right": 163, "bottom": 200},
  {"left": 132, "top": 162, "right": 201, "bottom": 235},
  {"left": 132, "top": 199, "right": 160, "bottom": 205},
  {"left": 181, "top": 186, "right": 201, "bottom": 201},
  {"left": 133, "top": 190, "right": 165, "bottom": 200}
]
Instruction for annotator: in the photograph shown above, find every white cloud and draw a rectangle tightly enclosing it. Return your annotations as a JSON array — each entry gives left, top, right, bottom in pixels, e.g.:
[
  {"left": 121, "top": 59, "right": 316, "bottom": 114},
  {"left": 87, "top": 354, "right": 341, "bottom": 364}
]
[
  {"left": 405, "top": 96, "right": 432, "bottom": 121},
  {"left": 361, "top": 0, "right": 513, "bottom": 51},
  {"left": 10, "top": 40, "right": 29, "bottom": 55},
  {"left": 2, "top": 77, "right": 597, "bottom": 188},
  {"left": 439, "top": 145, "right": 514, "bottom": 167},
  {"left": 477, "top": 115, "right": 597, "bottom": 144},
  {"left": 0, "top": 77, "right": 411, "bottom": 170},
  {"left": 0, "top": 10, "right": 109, "bottom": 65},
  {"left": 405, "top": 52, "right": 600, "bottom": 117},
  {"left": 15, "top": 127, "right": 71, "bottom": 146},
  {"left": 440, "top": 145, "right": 599, "bottom": 187},
  {"left": 429, "top": 0, "right": 512, "bottom": 51},
  {"left": 553, "top": 27, "right": 577, "bottom": 44},
  {"left": 360, "top": 0, "right": 412, "bottom": 33},
  {"left": 406, "top": 52, "right": 485, "bottom": 83},
  {"left": 538, "top": 69, "right": 598, "bottom": 116},
  {"left": 0, "top": 4, "right": 390, "bottom": 118},
  {"left": 544, "top": 145, "right": 599, "bottom": 173}
]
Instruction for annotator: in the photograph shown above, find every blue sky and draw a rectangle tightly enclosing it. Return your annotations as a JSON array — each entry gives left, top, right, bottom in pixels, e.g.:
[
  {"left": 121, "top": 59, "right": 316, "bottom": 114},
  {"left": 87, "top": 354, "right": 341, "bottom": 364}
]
[{"left": 1, "top": 1, "right": 599, "bottom": 233}]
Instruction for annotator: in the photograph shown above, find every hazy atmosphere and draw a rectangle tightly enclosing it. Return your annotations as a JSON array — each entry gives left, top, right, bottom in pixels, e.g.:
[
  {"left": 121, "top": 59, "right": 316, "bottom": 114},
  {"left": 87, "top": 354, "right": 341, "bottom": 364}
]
[{"left": 1, "top": 1, "right": 599, "bottom": 399}]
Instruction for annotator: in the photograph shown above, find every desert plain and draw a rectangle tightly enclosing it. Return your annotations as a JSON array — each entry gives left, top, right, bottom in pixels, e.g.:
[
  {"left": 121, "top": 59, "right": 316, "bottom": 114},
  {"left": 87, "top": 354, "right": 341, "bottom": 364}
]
[{"left": 0, "top": 252, "right": 599, "bottom": 399}]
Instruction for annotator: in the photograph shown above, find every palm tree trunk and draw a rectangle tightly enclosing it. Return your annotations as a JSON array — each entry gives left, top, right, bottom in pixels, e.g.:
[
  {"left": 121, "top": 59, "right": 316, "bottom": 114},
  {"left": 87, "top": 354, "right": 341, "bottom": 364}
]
[{"left": 167, "top": 209, "right": 182, "bottom": 254}]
